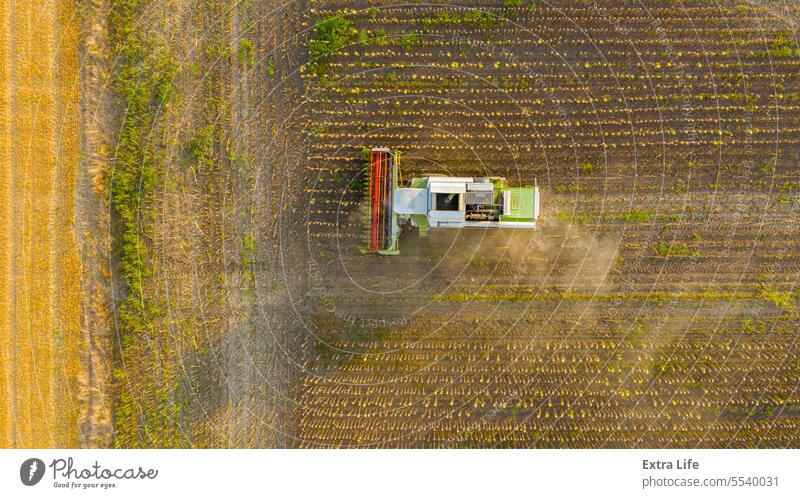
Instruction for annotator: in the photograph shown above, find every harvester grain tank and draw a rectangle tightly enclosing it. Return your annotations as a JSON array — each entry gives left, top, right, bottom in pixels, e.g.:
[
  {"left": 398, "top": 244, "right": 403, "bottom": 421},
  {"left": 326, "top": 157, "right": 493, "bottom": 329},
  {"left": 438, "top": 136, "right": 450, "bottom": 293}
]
[{"left": 363, "top": 148, "right": 540, "bottom": 255}]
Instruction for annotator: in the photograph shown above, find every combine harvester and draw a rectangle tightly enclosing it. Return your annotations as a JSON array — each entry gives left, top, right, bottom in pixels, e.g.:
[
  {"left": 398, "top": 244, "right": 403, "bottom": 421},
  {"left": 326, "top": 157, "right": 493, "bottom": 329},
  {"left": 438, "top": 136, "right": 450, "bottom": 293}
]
[{"left": 364, "top": 148, "right": 540, "bottom": 255}]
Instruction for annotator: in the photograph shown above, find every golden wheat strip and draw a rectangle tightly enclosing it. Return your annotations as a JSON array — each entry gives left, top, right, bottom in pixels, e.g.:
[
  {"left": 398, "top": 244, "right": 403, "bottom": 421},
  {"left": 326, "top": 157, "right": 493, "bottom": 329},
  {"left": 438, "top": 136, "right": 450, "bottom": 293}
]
[
  {"left": 0, "top": 0, "right": 13, "bottom": 449},
  {"left": 53, "top": 0, "right": 82, "bottom": 447},
  {"left": 0, "top": 0, "right": 81, "bottom": 448}
]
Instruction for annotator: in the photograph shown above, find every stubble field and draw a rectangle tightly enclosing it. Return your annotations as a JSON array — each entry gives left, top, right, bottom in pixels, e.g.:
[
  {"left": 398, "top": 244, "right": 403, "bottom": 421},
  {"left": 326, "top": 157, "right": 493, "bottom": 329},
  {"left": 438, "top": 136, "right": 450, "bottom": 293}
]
[
  {"left": 292, "top": 0, "right": 800, "bottom": 447},
  {"left": 0, "top": 0, "right": 83, "bottom": 447}
]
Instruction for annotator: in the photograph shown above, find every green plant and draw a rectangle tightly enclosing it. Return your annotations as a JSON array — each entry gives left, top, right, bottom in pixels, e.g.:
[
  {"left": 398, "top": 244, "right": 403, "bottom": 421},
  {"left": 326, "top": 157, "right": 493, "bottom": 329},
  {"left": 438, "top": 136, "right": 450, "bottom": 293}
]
[
  {"left": 618, "top": 209, "right": 653, "bottom": 223},
  {"left": 308, "top": 15, "right": 355, "bottom": 76},
  {"left": 422, "top": 10, "right": 499, "bottom": 29},
  {"left": 556, "top": 211, "right": 593, "bottom": 224},
  {"left": 758, "top": 285, "right": 795, "bottom": 312},
  {"left": 653, "top": 243, "right": 693, "bottom": 257},
  {"left": 186, "top": 125, "right": 215, "bottom": 162},
  {"left": 372, "top": 28, "right": 389, "bottom": 45},
  {"left": 767, "top": 32, "right": 800, "bottom": 58},
  {"left": 357, "top": 28, "right": 389, "bottom": 47},
  {"left": 237, "top": 38, "right": 255, "bottom": 67},
  {"left": 400, "top": 32, "right": 420, "bottom": 49},
  {"left": 468, "top": 257, "right": 492, "bottom": 267},
  {"left": 759, "top": 154, "right": 778, "bottom": 175},
  {"left": 109, "top": 0, "right": 180, "bottom": 448}
]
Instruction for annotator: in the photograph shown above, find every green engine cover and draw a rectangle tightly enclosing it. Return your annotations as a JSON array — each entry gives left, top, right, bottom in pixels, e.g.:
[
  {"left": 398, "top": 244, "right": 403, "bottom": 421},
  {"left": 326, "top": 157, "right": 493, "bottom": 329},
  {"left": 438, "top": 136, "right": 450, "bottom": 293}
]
[{"left": 499, "top": 187, "right": 536, "bottom": 222}]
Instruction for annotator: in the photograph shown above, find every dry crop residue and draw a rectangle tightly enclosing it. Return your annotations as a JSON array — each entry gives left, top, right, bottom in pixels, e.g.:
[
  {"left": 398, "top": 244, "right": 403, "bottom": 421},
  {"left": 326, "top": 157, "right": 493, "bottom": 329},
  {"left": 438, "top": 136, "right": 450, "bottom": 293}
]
[{"left": 0, "top": 0, "right": 83, "bottom": 446}]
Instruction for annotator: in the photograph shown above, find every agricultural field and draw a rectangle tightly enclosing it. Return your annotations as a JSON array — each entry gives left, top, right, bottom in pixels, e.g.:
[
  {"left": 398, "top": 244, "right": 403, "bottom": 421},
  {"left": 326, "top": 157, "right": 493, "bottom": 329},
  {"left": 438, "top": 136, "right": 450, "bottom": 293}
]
[
  {"left": 293, "top": 0, "right": 800, "bottom": 447},
  {"left": 103, "top": 0, "right": 306, "bottom": 448},
  {"left": 0, "top": 0, "right": 83, "bottom": 447},
  {"left": 2, "top": 0, "right": 799, "bottom": 451}
]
